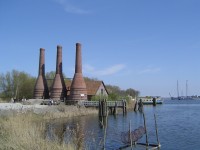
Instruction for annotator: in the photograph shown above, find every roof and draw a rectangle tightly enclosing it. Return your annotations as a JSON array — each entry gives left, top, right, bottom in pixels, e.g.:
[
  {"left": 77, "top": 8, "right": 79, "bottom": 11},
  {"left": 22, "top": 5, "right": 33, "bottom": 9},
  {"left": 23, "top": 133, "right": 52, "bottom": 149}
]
[{"left": 65, "top": 80, "right": 108, "bottom": 96}]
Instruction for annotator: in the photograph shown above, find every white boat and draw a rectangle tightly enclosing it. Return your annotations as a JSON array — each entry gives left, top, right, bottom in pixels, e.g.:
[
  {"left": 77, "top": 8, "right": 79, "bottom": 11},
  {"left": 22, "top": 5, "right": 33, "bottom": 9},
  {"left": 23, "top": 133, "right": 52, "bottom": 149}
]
[{"left": 137, "top": 96, "right": 163, "bottom": 104}]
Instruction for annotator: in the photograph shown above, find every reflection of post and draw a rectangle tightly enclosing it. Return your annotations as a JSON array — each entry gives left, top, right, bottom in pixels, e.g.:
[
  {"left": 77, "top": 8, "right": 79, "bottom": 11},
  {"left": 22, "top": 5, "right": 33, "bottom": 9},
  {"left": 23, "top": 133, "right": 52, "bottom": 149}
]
[
  {"left": 54, "top": 123, "right": 66, "bottom": 144},
  {"left": 103, "top": 115, "right": 108, "bottom": 150},
  {"left": 129, "top": 120, "right": 133, "bottom": 148},
  {"left": 75, "top": 123, "right": 84, "bottom": 150}
]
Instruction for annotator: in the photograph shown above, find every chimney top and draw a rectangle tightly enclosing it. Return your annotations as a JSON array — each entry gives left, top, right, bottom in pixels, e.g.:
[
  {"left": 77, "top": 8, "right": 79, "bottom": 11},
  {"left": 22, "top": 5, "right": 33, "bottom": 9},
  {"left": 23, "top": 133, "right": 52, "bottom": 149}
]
[
  {"left": 40, "top": 48, "right": 45, "bottom": 51},
  {"left": 76, "top": 43, "right": 81, "bottom": 46},
  {"left": 57, "top": 45, "right": 62, "bottom": 49}
]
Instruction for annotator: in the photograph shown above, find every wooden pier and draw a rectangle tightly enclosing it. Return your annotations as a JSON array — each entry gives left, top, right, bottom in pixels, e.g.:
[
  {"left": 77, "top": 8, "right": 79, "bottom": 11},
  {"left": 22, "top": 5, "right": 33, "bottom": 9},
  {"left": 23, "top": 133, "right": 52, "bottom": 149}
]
[{"left": 78, "top": 100, "right": 127, "bottom": 116}]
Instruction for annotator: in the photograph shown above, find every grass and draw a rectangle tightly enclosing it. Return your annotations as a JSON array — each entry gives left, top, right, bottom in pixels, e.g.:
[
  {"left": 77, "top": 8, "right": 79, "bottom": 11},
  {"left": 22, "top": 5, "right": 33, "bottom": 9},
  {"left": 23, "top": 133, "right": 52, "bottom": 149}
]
[
  {"left": 42, "top": 105, "right": 98, "bottom": 120},
  {"left": 0, "top": 101, "right": 134, "bottom": 150},
  {"left": 0, "top": 98, "right": 6, "bottom": 103},
  {"left": 0, "top": 112, "right": 73, "bottom": 150},
  {"left": 0, "top": 106, "right": 98, "bottom": 150}
]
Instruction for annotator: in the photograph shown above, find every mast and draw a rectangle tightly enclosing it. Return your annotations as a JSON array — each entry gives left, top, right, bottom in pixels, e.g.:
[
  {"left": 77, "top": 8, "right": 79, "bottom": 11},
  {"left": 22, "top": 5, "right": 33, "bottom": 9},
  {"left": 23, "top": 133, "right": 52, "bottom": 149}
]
[
  {"left": 177, "top": 80, "right": 179, "bottom": 98},
  {"left": 186, "top": 80, "right": 188, "bottom": 97}
]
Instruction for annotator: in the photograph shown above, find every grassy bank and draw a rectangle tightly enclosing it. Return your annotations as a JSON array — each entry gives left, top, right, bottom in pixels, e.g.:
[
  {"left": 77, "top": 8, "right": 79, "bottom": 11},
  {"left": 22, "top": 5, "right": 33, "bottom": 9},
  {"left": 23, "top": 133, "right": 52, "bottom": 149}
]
[
  {"left": 42, "top": 105, "right": 98, "bottom": 120},
  {"left": 0, "top": 112, "right": 73, "bottom": 150},
  {"left": 0, "top": 106, "right": 98, "bottom": 150}
]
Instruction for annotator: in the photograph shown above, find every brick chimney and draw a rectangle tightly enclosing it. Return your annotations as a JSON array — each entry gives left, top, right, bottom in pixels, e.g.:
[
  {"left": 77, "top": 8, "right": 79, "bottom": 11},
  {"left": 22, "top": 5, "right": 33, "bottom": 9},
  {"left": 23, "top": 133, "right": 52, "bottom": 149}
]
[
  {"left": 50, "top": 45, "right": 67, "bottom": 100},
  {"left": 34, "top": 48, "right": 49, "bottom": 99},
  {"left": 68, "top": 43, "right": 87, "bottom": 104}
]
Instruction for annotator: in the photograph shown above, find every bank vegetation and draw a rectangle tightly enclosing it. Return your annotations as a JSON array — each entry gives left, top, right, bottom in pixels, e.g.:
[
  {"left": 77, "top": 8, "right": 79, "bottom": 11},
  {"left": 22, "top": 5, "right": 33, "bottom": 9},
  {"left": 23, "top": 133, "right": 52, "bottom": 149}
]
[
  {"left": 0, "top": 70, "right": 139, "bottom": 102},
  {"left": 0, "top": 105, "right": 98, "bottom": 150}
]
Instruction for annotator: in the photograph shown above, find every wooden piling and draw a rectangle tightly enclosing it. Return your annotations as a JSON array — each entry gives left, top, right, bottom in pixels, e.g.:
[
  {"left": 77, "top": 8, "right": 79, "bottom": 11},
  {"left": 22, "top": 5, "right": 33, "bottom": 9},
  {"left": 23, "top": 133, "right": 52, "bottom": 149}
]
[
  {"left": 122, "top": 100, "right": 127, "bottom": 115},
  {"left": 99, "top": 99, "right": 108, "bottom": 117},
  {"left": 143, "top": 112, "right": 149, "bottom": 146},
  {"left": 134, "top": 100, "right": 138, "bottom": 111},
  {"left": 113, "top": 101, "right": 117, "bottom": 115},
  {"left": 154, "top": 113, "right": 160, "bottom": 146},
  {"left": 153, "top": 98, "right": 156, "bottom": 106},
  {"left": 99, "top": 100, "right": 102, "bottom": 117}
]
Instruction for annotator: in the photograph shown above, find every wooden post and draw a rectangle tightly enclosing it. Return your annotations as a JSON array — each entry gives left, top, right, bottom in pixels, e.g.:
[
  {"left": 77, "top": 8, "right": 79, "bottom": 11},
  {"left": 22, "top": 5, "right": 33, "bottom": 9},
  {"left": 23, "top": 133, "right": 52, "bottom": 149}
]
[
  {"left": 122, "top": 100, "right": 127, "bottom": 115},
  {"left": 113, "top": 101, "right": 117, "bottom": 115},
  {"left": 125, "top": 100, "right": 127, "bottom": 113},
  {"left": 134, "top": 100, "right": 138, "bottom": 111},
  {"left": 102, "top": 100, "right": 107, "bottom": 117},
  {"left": 153, "top": 98, "right": 156, "bottom": 106},
  {"left": 143, "top": 112, "right": 149, "bottom": 146},
  {"left": 122, "top": 100, "right": 125, "bottom": 115},
  {"left": 99, "top": 100, "right": 102, "bottom": 117},
  {"left": 154, "top": 113, "right": 160, "bottom": 147}
]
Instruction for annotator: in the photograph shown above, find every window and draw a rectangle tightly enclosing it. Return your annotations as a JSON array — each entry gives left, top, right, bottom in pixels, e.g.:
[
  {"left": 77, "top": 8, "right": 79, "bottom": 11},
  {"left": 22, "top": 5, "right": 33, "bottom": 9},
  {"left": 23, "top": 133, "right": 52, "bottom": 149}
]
[{"left": 101, "top": 89, "right": 103, "bottom": 95}]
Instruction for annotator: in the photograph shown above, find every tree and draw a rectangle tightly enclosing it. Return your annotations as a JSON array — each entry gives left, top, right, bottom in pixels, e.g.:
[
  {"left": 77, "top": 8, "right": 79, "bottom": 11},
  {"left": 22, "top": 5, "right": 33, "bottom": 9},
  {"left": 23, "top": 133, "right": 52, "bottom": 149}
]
[
  {"left": 106, "top": 84, "right": 140, "bottom": 101},
  {"left": 84, "top": 77, "right": 99, "bottom": 82},
  {"left": 45, "top": 71, "right": 56, "bottom": 90},
  {"left": 0, "top": 70, "right": 36, "bottom": 101},
  {"left": 108, "top": 93, "right": 119, "bottom": 101},
  {"left": 125, "top": 88, "right": 140, "bottom": 98},
  {"left": 45, "top": 71, "right": 69, "bottom": 90}
]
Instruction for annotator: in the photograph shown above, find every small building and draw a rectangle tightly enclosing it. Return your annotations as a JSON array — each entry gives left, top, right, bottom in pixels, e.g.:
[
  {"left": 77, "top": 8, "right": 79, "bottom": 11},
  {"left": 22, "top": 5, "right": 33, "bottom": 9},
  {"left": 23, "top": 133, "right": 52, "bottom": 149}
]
[
  {"left": 66, "top": 80, "right": 109, "bottom": 101},
  {"left": 86, "top": 80, "right": 108, "bottom": 100}
]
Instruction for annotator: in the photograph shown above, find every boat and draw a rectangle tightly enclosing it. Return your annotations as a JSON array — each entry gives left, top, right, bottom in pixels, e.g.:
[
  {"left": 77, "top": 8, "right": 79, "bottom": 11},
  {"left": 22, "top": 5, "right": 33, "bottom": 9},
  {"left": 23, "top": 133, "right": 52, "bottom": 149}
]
[
  {"left": 170, "top": 80, "right": 200, "bottom": 100},
  {"left": 137, "top": 96, "right": 163, "bottom": 104},
  {"left": 170, "top": 80, "right": 183, "bottom": 100}
]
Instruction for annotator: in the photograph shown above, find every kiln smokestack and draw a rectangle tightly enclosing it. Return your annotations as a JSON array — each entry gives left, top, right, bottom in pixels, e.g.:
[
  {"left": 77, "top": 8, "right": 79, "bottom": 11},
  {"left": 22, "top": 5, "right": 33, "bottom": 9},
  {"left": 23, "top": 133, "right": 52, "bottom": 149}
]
[
  {"left": 67, "top": 43, "right": 87, "bottom": 104},
  {"left": 56, "top": 45, "right": 62, "bottom": 74},
  {"left": 34, "top": 48, "right": 49, "bottom": 99},
  {"left": 75, "top": 43, "right": 82, "bottom": 73},
  {"left": 50, "top": 45, "right": 67, "bottom": 100}
]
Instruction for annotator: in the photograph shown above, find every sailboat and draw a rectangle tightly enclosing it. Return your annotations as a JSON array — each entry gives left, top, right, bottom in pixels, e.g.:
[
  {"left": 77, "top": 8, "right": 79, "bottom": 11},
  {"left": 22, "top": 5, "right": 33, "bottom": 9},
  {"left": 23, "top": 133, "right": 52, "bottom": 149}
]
[
  {"left": 170, "top": 80, "right": 185, "bottom": 100},
  {"left": 170, "top": 80, "right": 200, "bottom": 100}
]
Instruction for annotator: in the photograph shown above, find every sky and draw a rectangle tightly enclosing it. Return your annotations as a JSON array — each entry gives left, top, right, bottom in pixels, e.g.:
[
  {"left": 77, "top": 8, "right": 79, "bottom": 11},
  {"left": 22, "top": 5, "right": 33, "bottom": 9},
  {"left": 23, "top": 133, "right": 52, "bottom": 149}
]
[{"left": 1, "top": 0, "right": 200, "bottom": 97}]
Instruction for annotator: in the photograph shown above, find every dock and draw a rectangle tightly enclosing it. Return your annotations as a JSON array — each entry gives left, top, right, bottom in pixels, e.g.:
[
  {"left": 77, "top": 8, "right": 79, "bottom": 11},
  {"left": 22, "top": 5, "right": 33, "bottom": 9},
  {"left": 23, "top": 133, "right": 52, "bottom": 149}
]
[{"left": 78, "top": 100, "right": 127, "bottom": 116}]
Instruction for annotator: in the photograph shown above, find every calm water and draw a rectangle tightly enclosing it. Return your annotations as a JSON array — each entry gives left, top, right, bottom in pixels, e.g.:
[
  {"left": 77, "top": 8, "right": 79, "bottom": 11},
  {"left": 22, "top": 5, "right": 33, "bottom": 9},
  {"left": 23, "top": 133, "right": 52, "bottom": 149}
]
[{"left": 48, "top": 99, "right": 200, "bottom": 150}]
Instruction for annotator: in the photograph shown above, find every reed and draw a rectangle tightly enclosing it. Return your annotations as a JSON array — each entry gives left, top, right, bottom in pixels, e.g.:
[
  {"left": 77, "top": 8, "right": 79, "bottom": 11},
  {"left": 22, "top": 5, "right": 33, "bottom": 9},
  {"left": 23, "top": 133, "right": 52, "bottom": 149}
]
[
  {"left": 0, "top": 102, "right": 98, "bottom": 149},
  {"left": 0, "top": 106, "right": 98, "bottom": 150},
  {"left": 0, "top": 112, "right": 75, "bottom": 150},
  {"left": 42, "top": 105, "right": 98, "bottom": 120}
]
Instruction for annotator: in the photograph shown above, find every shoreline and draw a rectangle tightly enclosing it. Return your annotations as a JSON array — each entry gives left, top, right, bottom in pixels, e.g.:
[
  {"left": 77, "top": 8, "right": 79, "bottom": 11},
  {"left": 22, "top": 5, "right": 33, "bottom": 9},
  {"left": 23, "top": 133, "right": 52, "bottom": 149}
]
[
  {"left": 0, "top": 102, "right": 98, "bottom": 119},
  {"left": 0, "top": 99, "right": 135, "bottom": 119}
]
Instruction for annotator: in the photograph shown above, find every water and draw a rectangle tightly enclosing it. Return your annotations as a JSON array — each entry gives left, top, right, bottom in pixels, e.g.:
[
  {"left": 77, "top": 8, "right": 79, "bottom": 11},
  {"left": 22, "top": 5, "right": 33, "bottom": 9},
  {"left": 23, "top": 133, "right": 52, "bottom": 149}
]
[{"left": 47, "top": 99, "right": 200, "bottom": 150}]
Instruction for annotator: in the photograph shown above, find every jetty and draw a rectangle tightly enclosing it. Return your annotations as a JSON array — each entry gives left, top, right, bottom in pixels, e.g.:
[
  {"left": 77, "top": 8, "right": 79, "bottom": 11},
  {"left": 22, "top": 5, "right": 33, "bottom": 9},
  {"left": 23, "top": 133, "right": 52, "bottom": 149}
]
[{"left": 78, "top": 100, "right": 127, "bottom": 116}]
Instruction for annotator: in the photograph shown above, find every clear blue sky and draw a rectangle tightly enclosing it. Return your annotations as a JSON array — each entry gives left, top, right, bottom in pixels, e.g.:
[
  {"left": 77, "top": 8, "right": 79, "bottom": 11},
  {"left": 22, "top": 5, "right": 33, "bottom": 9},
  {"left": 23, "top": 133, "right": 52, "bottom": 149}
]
[{"left": 1, "top": 0, "right": 200, "bottom": 97}]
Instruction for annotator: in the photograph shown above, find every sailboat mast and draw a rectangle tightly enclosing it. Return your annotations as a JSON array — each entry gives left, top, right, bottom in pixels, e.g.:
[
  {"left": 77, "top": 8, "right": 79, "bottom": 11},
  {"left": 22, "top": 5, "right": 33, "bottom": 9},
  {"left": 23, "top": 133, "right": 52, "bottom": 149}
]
[
  {"left": 177, "top": 80, "right": 180, "bottom": 98},
  {"left": 186, "top": 80, "right": 188, "bottom": 97}
]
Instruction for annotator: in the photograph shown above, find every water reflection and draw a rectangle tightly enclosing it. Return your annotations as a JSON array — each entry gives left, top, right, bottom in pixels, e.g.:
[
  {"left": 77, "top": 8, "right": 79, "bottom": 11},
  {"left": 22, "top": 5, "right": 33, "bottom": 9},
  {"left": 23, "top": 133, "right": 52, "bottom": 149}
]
[
  {"left": 45, "top": 111, "right": 153, "bottom": 149},
  {"left": 45, "top": 115, "right": 104, "bottom": 149},
  {"left": 45, "top": 100, "right": 200, "bottom": 149}
]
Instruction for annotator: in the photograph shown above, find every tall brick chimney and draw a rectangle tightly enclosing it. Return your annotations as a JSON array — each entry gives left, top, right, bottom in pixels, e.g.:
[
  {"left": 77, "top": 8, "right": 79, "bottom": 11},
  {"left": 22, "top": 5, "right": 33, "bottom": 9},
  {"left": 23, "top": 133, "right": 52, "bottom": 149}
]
[
  {"left": 68, "top": 43, "right": 87, "bottom": 103},
  {"left": 34, "top": 48, "right": 49, "bottom": 99},
  {"left": 50, "top": 45, "right": 67, "bottom": 100}
]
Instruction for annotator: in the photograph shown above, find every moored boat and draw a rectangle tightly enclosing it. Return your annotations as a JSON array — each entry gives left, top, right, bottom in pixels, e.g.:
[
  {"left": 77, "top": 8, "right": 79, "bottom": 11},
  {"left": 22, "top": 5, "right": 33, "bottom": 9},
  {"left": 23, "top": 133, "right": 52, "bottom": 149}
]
[{"left": 137, "top": 96, "right": 163, "bottom": 104}]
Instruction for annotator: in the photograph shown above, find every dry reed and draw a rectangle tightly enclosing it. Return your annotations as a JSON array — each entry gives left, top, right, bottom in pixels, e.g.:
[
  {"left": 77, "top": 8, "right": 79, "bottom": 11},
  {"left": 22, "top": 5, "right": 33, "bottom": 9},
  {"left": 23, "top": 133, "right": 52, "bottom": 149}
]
[
  {"left": 42, "top": 105, "right": 98, "bottom": 120},
  {"left": 0, "top": 105, "right": 98, "bottom": 150},
  {"left": 0, "top": 112, "right": 74, "bottom": 150}
]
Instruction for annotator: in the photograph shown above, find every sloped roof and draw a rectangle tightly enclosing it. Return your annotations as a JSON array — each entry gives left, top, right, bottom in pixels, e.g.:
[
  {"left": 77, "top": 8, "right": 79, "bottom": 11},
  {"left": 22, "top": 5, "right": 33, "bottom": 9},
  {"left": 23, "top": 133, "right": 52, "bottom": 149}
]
[{"left": 65, "top": 80, "right": 108, "bottom": 96}]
